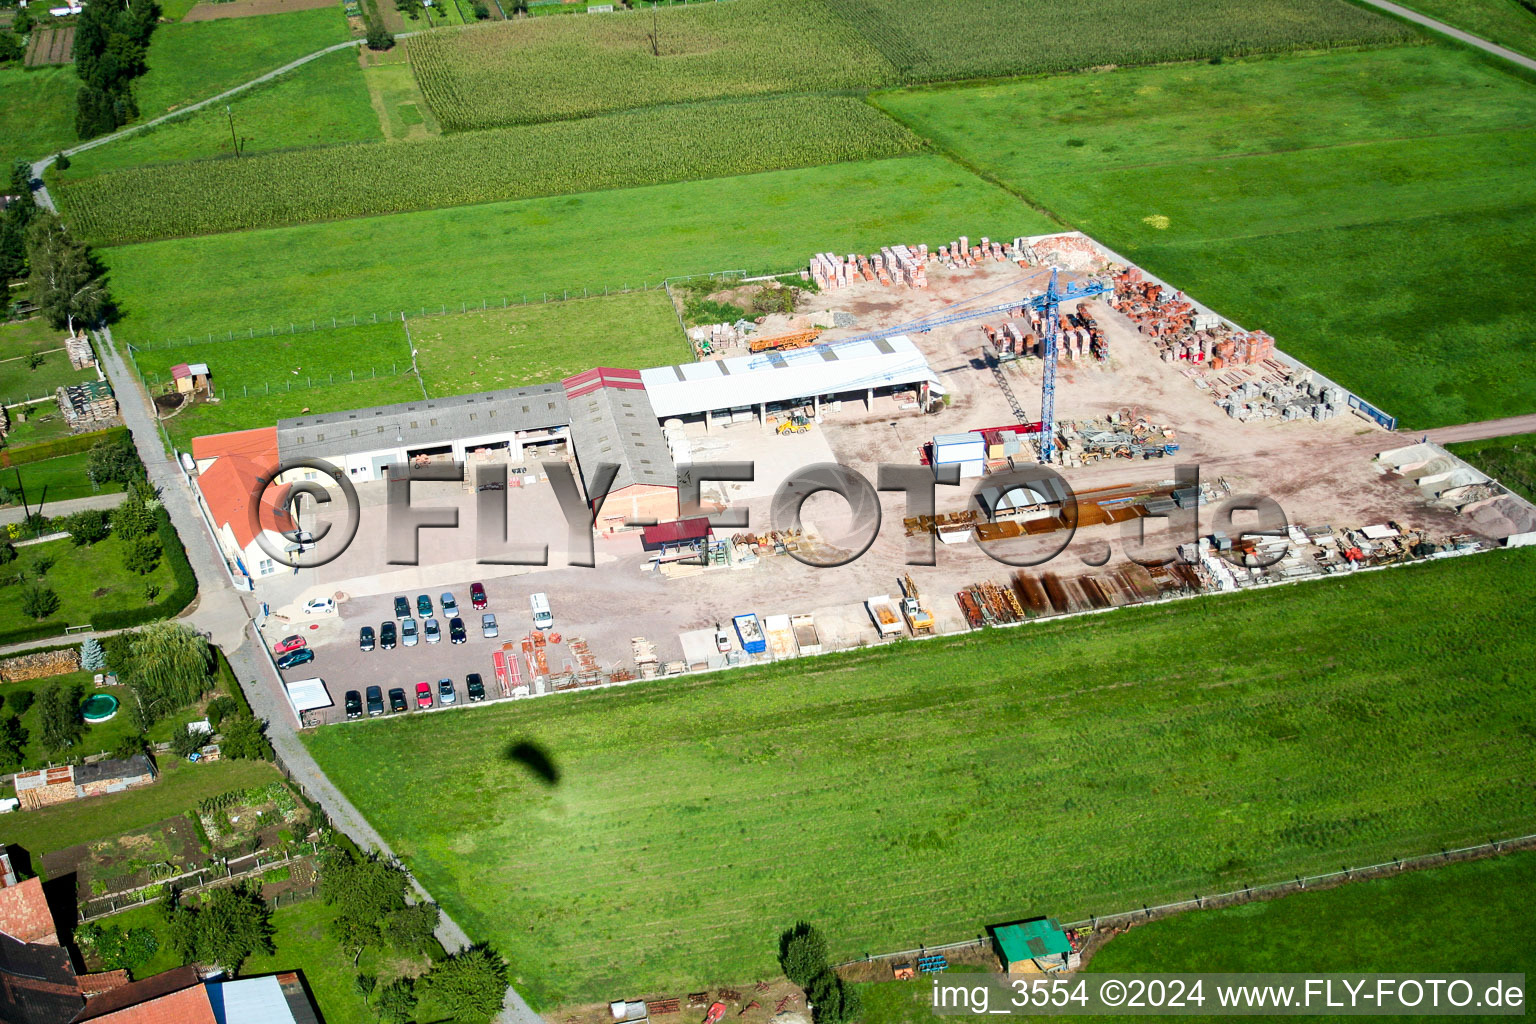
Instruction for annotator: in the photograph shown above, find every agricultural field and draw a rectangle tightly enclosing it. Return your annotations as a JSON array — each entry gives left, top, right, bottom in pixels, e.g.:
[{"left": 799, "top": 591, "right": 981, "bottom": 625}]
[
  {"left": 133, "top": 6, "right": 352, "bottom": 121},
  {"left": 412, "top": 290, "right": 688, "bottom": 395},
  {"left": 57, "top": 95, "right": 922, "bottom": 244},
  {"left": 1448, "top": 431, "right": 1536, "bottom": 502},
  {"left": 1397, "top": 0, "right": 1536, "bottom": 56},
  {"left": 99, "top": 153, "right": 1044, "bottom": 343},
  {"left": 305, "top": 548, "right": 1536, "bottom": 1008},
  {"left": 406, "top": 0, "right": 894, "bottom": 130},
  {"left": 0, "top": 65, "right": 79, "bottom": 158},
  {"left": 819, "top": 0, "right": 1416, "bottom": 82},
  {"left": 55, "top": 48, "right": 379, "bottom": 178},
  {"left": 23, "top": 26, "right": 75, "bottom": 67},
  {"left": 360, "top": 47, "right": 438, "bottom": 141},
  {"left": 859, "top": 852, "right": 1536, "bottom": 1024},
  {"left": 876, "top": 46, "right": 1536, "bottom": 428}
]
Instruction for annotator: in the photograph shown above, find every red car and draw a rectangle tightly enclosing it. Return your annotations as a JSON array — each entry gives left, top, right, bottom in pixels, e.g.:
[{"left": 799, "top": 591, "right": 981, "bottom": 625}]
[
  {"left": 470, "top": 582, "right": 487, "bottom": 610},
  {"left": 415, "top": 681, "right": 433, "bottom": 709},
  {"left": 273, "top": 635, "right": 307, "bottom": 655}
]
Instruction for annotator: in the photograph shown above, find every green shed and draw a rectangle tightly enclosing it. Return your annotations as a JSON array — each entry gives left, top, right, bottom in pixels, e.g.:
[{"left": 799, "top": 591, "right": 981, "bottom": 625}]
[{"left": 990, "top": 917, "right": 1071, "bottom": 974}]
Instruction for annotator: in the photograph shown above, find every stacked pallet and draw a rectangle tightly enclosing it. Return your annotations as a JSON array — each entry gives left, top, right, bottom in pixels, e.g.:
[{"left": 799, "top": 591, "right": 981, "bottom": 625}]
[{"left": 808, "top": 243, "right": 928, "bottom": 290}]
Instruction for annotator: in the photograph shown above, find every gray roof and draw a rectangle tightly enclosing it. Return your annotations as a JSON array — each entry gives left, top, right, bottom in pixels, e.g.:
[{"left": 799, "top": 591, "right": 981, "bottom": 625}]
[
  {"left": 276, "top": 385, "right": 570, "bottom": 460},
  {"left": 74, "top": 754, "right": 155, "bottom": 786},
  {"left": 566, "top": 386, "right": 675, "bottom": 494}
]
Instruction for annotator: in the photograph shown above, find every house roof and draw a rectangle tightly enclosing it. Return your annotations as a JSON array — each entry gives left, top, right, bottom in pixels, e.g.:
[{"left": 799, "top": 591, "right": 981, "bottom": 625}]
[
  {"left": 641, "top": 517, "right": 712, "bottom": 549},
  {"left": 13, "top": 766, "right": 74, "bottom": 793},
  {"left": 76, "top": 972, "right": 130, "bottom": 998},
  {"left": 205, "top": 975, "right": 306, "bottom": 1024},
  {"left": 73, "top": 755, "right": 154, "bottom": 788},
  {"left": 562, "top": 369, "right": 674, "bottom": 495},
  {"left": 993, "top": 918, "right": 1070, "bottom": 963},
  {"left": 169, "top": 364, "right": 190, "bottom": 379},
  {"left": 196, "top": 453, "right": 293, "bottom": 552},
  {"left": 638, "top": 335, "right": 938, "bottom": 419},
  {"left": 0, "top": 878, "right": 58, "bottom": 945},
  {"left": 71, "top": 966, "right": 213, "bottom": 1024},
  {"left": 0, "top": 932, "right": 81, "bottom": 1024},
  {"left": 275, "top": 384, "right": 569, "bottom": 461},
  {"left": 190, "top": 427, "right": 277, "bottom": 466}
]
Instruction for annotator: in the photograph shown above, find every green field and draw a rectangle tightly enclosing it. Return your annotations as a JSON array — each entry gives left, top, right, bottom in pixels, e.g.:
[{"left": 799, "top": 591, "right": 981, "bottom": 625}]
[
  {"left": 100, "top": 154, "right": 1047, "bottom": 343},
  {"left": 305, "top": 548, "right": 1536, "bottom": 1008},
  {"left": 57, "top": 48, "right": 379, "bottom": 178},
  {"left": 4, "top": 450, "right": 125, "bottom": 505},
  {"left": 860, "top": 852, "right": 1536, "bottom": 1024},
  {"left": 876, "top": 46, "right": 1536, "bottom": 428},
  {"left": 1398, "top": 0, "right": 1536, "bottom": 56},
  {"left": 134, "top": 6, "right": 352, "bottom": 121},
  {"left": 0, "top": 349, "right": 97, "bottom": 406},
  {"left": 819, "top": 0, "right": 1416, "bottom": 82},
  {"left": 0, "top": 65, "right": 78, "bottom": 160},
  {"left": 0, "top": 530, "right": 183, "bottom": 636},
  {"left": 1448, "top": 431, "right": 1536, "bottom": 502},
  {"left": 406, "top": 0, "right": 894, "bottom": 130},
  {"left": 57, "top": 95, "right": 923, "bottom": 244},
  {"left": 0, "top": 317, "right": 66, "bottom": 356},
  {"left": 362, "top": 55, "right": 439, "bottom": 140}
]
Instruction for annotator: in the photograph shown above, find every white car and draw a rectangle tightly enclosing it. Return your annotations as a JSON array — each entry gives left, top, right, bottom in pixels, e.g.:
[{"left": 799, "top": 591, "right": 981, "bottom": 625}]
[{"left": 302, "top": 597, "right": 336, "bottom": 616}]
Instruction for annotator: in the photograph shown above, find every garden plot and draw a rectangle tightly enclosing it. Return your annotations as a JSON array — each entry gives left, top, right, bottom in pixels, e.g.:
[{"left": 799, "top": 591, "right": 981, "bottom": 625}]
[{"left": 42, "top": 815, "right": 206, "bottom": 909}]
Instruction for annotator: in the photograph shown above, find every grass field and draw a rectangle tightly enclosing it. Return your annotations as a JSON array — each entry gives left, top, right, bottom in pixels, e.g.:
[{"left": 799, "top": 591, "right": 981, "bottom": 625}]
[
  {"left": 0, "top": 530, "right": 183, "bottom": 635},
  {"left": 860, "top": 851, "right": 1536, "bottom": 1024},
  {"left": 0, "top": 349, "right": 97, "bottom": 406},
  {"left": 99, "top": 154, "right": 1046, "bottom": 344},
  {"left": 1448, "top": 431, "right": 1536, "bottom": 502},
  {"left": 4, "top": 450, "right": 125, "bottom": 505},
  {"left": 134, "top": 6, "right": 352, "bottom": 120},
  {"left": 876, "top": 46, "right": 1536, "bottom": 428},
  {"left": 305, "top": 547, "right": 1536, "bottom": 1008},
  {"left": 0, "top": 65, "right": 79, "bottom": 159},
  {"left": 57, "top": 48, "right": 379, "bottom": 177},
  {"left": 819, "top": 0, "right": 1416, "bottom": 82},
  {"left": 0, "top": 317, "right": 66, "bottom": 356},
  {"left": 362, "top": 50, "right": 439, "bottom": 140},
  {"left": 57, "top": 95, "right": 923, "bottom": 244},
  {"left": 1398, "top": 0, "right": 1536, "bottom": 56},
  {"left": 406, "top": 0, "right": 894, "bottom": 130}
]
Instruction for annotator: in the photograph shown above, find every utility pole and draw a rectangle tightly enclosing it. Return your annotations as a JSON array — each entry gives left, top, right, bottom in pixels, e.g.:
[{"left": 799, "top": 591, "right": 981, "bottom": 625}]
[{"left": 226, "top": 105, "right": 240, "bottom": 157}]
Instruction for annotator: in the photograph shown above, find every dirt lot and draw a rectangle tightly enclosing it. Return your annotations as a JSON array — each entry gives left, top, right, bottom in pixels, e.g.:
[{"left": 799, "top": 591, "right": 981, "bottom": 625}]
[
  {"left": 182, "top": 0, "right": 337, "bottom": 21},
  {"left": 264, "top": 255, "right": 1504, "bottom": 727}
]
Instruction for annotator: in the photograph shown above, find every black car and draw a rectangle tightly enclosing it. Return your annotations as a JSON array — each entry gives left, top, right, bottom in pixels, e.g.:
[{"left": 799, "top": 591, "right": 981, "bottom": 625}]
[
  {"left": 388, "top": 687, "right": 408, "bottom": 713},
  {"left": 359, "top": 626, "right": 375, "bottom": 652},
  {"left": 276, "top": 648, "right": 315, "bottom": 670},
  {"left": 380, "top": 621, "right": 397, "bottom": 649},
  {"left": 449, "top": 617, "right": 467, "bottom": 644},
  {"left": 345, "top": 690, "right": 363, "bottom": 719},
  {"left": 394, "top": 596, "right": 410, "bottom": 618},
  {"left": 365, "top": 685, "right": 384, "bottom": 717},
  {"left": 466, "top": 673, "right": 485, "bottom": 702}
]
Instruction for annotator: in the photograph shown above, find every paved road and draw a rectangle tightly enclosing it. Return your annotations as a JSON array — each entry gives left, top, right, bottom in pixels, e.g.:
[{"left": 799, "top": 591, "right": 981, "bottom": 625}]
[
  {"left": 1420, "top": 414, "right": 1536, "bottom": 445},
  {"left": 1356, "top": 0, "right": 1536, "bottom": 71},
  {"left": 0, "top": 490, "right": 124, "bottom": 526}
]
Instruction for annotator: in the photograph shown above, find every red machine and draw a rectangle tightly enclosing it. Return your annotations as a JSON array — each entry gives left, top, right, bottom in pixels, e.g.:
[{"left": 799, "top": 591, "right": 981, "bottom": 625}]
[{"left": 703, "top": 1003, "right": 726, "bottom": 1024}]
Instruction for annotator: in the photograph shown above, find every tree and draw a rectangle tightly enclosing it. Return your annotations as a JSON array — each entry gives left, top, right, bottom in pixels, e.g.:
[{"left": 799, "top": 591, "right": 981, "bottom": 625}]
[
  {"left": 805, "top": 970, "right": 860, "bottom": 1024},
  {"left": 354, "top": 973, "right": 377, "bottom": 1008},
  {"left": 26, "top": 215, "right": 106, "bottom": 337},
  {"left": 0, "top": 543, "right": 14, "bottom": 566},
  {"left": 54, "top": 153, "right": 71, "bottom": 171},
  {"left": 88, "top": 436, "right": 141, "bottom": 485},
  {"left": 0, "top": 715, "right": 27, "bottom": 767},
  {"left": 204, "top": 695, "right": 238, "bottom": 732},
  {"left": 422, "top": 945, "right": 508, "bottom": 1024},
  {"left": 169, "top": 883, "right": 273, "bottom": 974},
  {"left": 8, "top": 690, "right": 33, "bottom": 716},
  {"left": 365, "top": 21, "right": 394, "bottom": 49},
  {"left": 36, "top": 681, "right": 83, "bottom": 753},
  {"left": 170, "top": 723, "right": 204, "bottom": 758},
  {"left": 121, "top": 622, "right": 213, "bottom": 726},
  {"left": 779, "top": 922, "right": 830, "bottom": 988},
  {"left": 20, "top": 582, "right": 60, "bottom": 621},
  {"left": 80, "top": 637, "right": 106, "bottom": 671},
  {"left": 0, "top": 34, "right": 24, "bottom": 65},
  {"left": 111, "top": 733, "right": 144, "bottom": 760},
  {"left": 218, "top": 713, "right": 271, "bottom": 760},
  {"left": 123, "top": 535, "right": 161, "bottom": 575},
  {"left": 387, "top": 902, "right": 440, "bottom": 956},
  {"left": 111, "top": 494, "right": 156, "bottom": 540},
  {"left": 321, "top": 848, "right": 408, "bottom": 957},
  {"left": 10, "top": 7, "right": 31, "bottom": 35},
  {"left": 377, "top": 978, "right": 417, "bottom": 1024},
  {"left": 64, "top": 508, "right": 110, "bottom": 546}
]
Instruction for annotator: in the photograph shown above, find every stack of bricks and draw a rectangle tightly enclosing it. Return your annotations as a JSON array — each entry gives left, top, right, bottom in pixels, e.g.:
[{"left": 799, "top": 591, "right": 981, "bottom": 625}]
[{"left": 808, "top": 243, "right": 929, "bottom": 290}]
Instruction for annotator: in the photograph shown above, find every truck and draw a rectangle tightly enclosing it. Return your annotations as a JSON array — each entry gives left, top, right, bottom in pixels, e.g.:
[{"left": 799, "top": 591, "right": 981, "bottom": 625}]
[
  {"left": 866, "top": 595, "right": 904, "bottom": 638},
  {"left": 790, "top": 613, "right": 822, "bottom": 656},
  {"left": 530, "top": 592, "right": 553, "bottom": 631},
  {"left": 898, "top": 575, "right": 935, "bottom": 635},
  {"left": 763, "top": 615, "right": 797, "bottom": 660},
  {"left": 733, "top": 613, "right": 767, "bottom": 654}
]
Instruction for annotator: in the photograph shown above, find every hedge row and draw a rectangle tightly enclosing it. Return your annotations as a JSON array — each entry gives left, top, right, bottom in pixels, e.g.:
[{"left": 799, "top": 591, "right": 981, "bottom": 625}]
[{"left": 1, "top": 426, "right": 130, "bottom": 468}]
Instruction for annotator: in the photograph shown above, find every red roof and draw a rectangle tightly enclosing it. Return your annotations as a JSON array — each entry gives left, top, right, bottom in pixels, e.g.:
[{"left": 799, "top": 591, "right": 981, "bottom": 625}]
[
  {"left": 0, "top": 877, "right": 58, "bottom": 945},
  {"left": 562, "top": 367, "right": 646, "bottom": 399},
  {"left": 641, "top": 516, "right": 713, "bottom": 548},
  {"left": 190, "top": 425, "right": 278, "bottom": 464},
  {"left": 72, "top": 967, "right": 214, "bottom": 1024},
  {"left": 78, "top": 971, "right": 131, "bottom": 997},
  {"left": 195, "top": 435, "right": 292, "bottom": 550}
]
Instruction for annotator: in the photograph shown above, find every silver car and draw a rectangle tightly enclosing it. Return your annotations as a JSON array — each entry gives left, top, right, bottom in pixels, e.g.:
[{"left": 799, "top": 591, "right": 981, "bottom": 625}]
[
  {"left": 400, "top": 617, "right": 418, "bottom": 647},
  {"left": 424, "top": 618, "right": 441, "bottom": 644},
  {"left": 440, "top": 592, "right": 459, "bottom": 618},
  {"left": 481, "top": 613, "right": 498, "bottom": 639}
]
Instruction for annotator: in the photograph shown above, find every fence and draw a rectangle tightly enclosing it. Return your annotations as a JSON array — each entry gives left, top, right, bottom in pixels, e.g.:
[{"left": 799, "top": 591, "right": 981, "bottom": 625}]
[
  {"left": 137, "top": 363, "right": 416, "bottom": 397},
  {"left": 79, "top": 849, "right": 320, "bottom": 922}
]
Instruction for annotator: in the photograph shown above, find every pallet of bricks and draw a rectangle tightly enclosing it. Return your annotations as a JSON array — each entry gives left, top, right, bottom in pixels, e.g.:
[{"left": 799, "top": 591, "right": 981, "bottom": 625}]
[
  {"left": 1110, "top": 265, "right": 1274, "bottom": 368},
  {"left": 808, "top": 243, "right": 928, "bottom": 291}
]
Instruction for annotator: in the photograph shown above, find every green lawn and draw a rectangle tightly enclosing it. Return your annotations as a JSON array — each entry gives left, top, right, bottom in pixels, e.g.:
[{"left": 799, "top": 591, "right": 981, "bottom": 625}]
[
  {"left": 4, "top": 756, "right": 280, "bottom": 857},
  {"left": 0, "top": 349, "right": 97, "bottom": 407},
  {"left": 875, "top": 46, "right": 1536, "bottom": 428},
  {"left": 3, "top": 450, "right": 124, "bottom": 506},
  {"left": 363, "top": 56, "right": 439, "bottom": 140},
  {"left": 101, "top": 154, "right": 1048, "bottom": 344},
  {"left": 1447, "top": 431, "right": 1536, "bottom": 502},
  {"left": 0, "top": 531, "right": 182, "bottom": 636},
  {"left": 134, "top": 7, "right": 353, "bottom": 122},
  {"left": 0, "top": 65, "right": 79, "bottom": 160},
  {"left": 0, "top": 318, "right": 66, "bottom": 356},
  {"left": 0, "top": 671, "right": 136, "bottom": 771},
  {"left": 859, "top": 851, "right": 1536, "bottom": 1024},
  {"left": 161, "top": 373, "right": 426, "bottom": 447},
  {"left": 305, "top": 547, "right": 1536, "bottom": 1009},
  {"left": 57, "top": 48, "right": 379, "bottom": 177},
  {"left": 414, "top": 291, "right": 688, "bottom": 394},
  {"left": 0, "top": 409, "right": 76, "bottom": 448},
  {"left": 1397, "top": 0, "right": 1536, "bottom": 56}
]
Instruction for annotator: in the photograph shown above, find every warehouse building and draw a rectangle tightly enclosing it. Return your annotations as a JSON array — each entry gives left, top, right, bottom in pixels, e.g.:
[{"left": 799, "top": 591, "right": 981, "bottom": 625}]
[{"left": 562, "top": 368, "right": 679, "bottom": 528}]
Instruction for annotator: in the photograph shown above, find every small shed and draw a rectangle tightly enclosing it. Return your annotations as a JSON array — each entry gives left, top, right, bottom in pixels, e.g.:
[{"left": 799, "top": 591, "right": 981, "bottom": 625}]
[
  {"left": 641, "top": 517, "right": 713, "bottom": 560},
  {"left": 991, "top": 917, "right": 1072, "bottom": 975},
  {"left": 170, "top": 362, "right": 211, "bottom": 395}
]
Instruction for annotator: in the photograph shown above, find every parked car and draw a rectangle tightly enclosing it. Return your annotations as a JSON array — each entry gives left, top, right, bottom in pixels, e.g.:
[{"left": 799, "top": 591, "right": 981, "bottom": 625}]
[
  {"left": 438, "top": 678, "right": 456, "bottom": 705},
  {"left": 530, "top": 592, "right": 552, "bottom": 630},
  {"left": 366, "top": 686, "right": 385, "bottom": 717},
  {"left": 380, "top": 621, "right": 397, "bottom": 649},
  {"left": 713, "top": 623, "right": 731, "bottom": 653},
  {"left": 359, "top": 626, "right": 375, "bottom": 652},
  {"left": 401, "top": 617, "right": 419, "bottom": 647},
  {"left": 303, "top": 597, "right": 336, "bottom": 616},
  {"left": 424, "top": 618, "right": 441, "bottom": 644},
  {"left": 388, "top": 688, "right": 408, "bottom": 713},
  {"left": 416, "top": 594, "right": 432, "bottom": 617},
  {"left": 440, "top": 592, "right": 459, "bottom": 618},
  {"left": 449, "top": 617, "right": 466, "bottom": 644},
  {"left": 273, "top": 635, "right": 306, "bottom": 655},
  {"left": 466, "top": 673, "right": 485, "bottom": 702},
  {"left": 470, "top": 582, "right": 487, "bottom": 610},
  {"left": 394, "top": 596, "right": 411, "bottom": 619},
  {"left": 415, "top": 681, "right": 433, "bottom": 709},
  {"left": 345, "top": 690, "right": 362, "bottom": 719},
  {"left": 481, "top": 613, "right": 498, "bottom": 639},
  {"left": 276, "top": 648, "right": 314, "bottom": 670}
]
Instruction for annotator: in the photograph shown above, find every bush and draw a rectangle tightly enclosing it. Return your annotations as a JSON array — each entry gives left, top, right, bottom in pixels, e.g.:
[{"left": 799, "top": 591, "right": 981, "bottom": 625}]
[
  {"left": 20, "top": 583, "right": 60, "bottom": 620},
  {"left": 90, "top": 508, "right": 197, "bottom": 631},
  {"left": 64, "top": 508, "right": 111, "bottom": 546},
  {"left": 205, "top": 695, "right": 239, "bottom": 732},
  {"left": 55, "top": 153, "right": 71, "bottom": 172},
  {"left": 9, "top": 690, "right": 33, "bottom": 716},
  {"left": 123, "top": 535, "right": 162, "bottom": 575},
  {"left": 366, "top": 21, "right": 394, "bottom": 49},
  {"left": 171, "top": 724, "right": 205, "bottom": 758},
  {"left": 0, "top": 427, "right": 127, "bottom": 467},
  {"left": 219, "top": 714, "right": 272, "bottom": 761},
  {"left": 779, "top": 922, "right": 829, "bottom": 988}
]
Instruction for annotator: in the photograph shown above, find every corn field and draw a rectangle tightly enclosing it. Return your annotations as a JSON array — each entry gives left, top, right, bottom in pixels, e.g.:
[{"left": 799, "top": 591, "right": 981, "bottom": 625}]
[
  {"left": 406, "top": 0, "right": 896, "bottom": 131},
  {"left": 58, "top": 96, "right": 922, "bottom": 245},
  {"left": 817, "top": 0, "right": 1418, "bottom": 81}
]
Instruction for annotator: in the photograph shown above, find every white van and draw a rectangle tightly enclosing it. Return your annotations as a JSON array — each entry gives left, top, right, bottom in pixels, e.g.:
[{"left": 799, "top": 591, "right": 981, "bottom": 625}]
[{"left": 530, "top": 592, "right": 553, "bottom": 631}]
